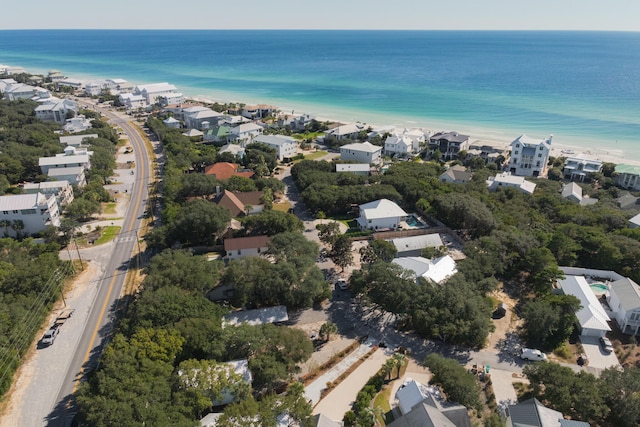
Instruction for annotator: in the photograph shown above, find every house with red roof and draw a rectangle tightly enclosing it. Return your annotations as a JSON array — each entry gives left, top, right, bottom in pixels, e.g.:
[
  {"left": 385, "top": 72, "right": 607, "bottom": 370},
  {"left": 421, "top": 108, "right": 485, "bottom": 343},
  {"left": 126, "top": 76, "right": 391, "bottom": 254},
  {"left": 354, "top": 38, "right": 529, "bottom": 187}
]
[{"left": 204, "top": 162, "right": 254, "bottom": 180}]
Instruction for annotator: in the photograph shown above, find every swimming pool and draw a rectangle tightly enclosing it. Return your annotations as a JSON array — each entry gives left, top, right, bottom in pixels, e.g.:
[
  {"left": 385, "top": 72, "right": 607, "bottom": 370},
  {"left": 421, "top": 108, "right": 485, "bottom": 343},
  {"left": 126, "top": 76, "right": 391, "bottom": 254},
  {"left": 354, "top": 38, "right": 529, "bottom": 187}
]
[
  {"left": 405, "top": 214, "right": 426, "bottom": 228},
  {"left": 590, "top": 283, "right": 608, "bottom": 292}
]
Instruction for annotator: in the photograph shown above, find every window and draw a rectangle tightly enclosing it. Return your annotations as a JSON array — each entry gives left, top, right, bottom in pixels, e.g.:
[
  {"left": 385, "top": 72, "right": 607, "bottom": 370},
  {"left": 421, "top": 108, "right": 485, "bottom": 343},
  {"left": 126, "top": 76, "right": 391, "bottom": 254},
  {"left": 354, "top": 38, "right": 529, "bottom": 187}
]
[
  {"left": 539, "top": 146, "right": 544, "bottom": 150},
  {"left": 536, "top": 161, "right": 541, "bottom": 167},
  {"left": 538, "top": 153, "right": 542, "bottom": 157},
  {"left": 516, "top": 144, "right": 520, "bottom": 148},
  {"left": 514, "top": 151, "right": 519, "bottom": 155},
  {"left": 237, "top": 250, "right": 241, "bottom": 255}
]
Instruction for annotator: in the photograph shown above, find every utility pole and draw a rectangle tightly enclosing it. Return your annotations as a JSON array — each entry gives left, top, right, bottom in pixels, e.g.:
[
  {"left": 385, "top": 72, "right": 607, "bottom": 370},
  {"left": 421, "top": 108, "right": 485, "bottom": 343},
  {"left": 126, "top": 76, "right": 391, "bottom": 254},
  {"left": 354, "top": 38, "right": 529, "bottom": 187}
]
[
  {"left": 135, "top": 230, "right": 143, "bottom": 268},
  {"left": 73, "top": 238, "right": 84, "bottom": 271}
]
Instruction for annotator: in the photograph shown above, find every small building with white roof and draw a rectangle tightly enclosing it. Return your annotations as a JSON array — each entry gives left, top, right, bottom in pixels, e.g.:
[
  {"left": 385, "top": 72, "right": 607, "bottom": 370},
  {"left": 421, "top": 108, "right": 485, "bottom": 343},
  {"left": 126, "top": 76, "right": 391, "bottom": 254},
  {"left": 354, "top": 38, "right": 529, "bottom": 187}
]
[
  {"left": 162, "top": 116, "right": 181, "bottom": 128},
  {"left": 393, "top": 255, "right": 458, "bottom": 285},
  {"left": 222, "top": 306, "right": 289, "bottom": 328},
  {"left": 630, "top": 213, "right": 640, "bottom": 228},
  {"left": 219, "top": 143, "right": 246, "bottom": 159},
  {"left": 59, "top": 134, "right": 99, "bottom": 147},
  {"left": 558, "top": 275, "right": 611, "bottom": 337},
  {"left": 357, "top": 199, "right": 407, "bottom": 231},
  {"left": 335, "top": 163, "right": 370, "bottom": 176},
  {"left": 388, "top": 234, "right": 444, "bottom": 257},
  {"left": 486, "top": 172, "right": 536, "bottom": 195},
  {"left": 340, "top": 141, "right": 382, "bottom": 165}
]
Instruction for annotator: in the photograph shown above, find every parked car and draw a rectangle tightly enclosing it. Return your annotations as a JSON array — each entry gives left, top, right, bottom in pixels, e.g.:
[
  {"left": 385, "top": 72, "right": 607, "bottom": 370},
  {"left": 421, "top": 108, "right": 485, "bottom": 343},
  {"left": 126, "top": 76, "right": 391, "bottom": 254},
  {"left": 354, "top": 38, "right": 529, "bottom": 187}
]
[
  {"left": 520, "top": 348, "right": 548, "bottom": 361},
  {"left": 599, "top": 337, "right": 614, "bottom": 353},
  {"left": 41, "top": 325, "right": 60, "bottom": 346},
  {"left": 335, "top": 279, "right": 348, "bottom": 290}
]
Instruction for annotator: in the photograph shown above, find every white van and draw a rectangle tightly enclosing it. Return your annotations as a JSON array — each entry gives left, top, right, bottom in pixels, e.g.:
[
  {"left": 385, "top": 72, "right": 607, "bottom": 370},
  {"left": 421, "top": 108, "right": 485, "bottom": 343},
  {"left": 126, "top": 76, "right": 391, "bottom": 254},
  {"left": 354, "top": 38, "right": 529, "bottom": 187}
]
[{"left": 520, "top": 348, "right": 547, "bottom": 361}]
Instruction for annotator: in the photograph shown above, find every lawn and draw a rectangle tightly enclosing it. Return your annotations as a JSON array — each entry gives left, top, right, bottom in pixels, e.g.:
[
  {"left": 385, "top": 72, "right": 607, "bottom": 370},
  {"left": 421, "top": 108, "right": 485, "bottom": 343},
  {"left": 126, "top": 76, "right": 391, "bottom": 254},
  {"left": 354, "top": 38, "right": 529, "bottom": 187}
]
[
  {"left": 102, "top": 202, "right": 117, "bottom": 215},
  {"left": 302, "top": 150, "right": 328, "bottom": 161},
  {"left": 94, "top": 226, "right": 121, "bottom": 245},
  {"left": 272, "top": 201, "right": 292, "bottom": 212},
  {"left": 373, "top": 387, "right": 394, "bottom": 425}
]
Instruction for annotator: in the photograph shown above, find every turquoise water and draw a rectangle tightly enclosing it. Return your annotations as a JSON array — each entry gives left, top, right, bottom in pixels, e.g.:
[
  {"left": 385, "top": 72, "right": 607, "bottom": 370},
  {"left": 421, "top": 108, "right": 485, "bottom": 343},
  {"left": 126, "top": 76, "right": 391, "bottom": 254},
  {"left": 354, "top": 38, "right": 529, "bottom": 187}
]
[
  {"left": 590, "top": 283, "right": 608, "bottom": 292},
  {"left": 1, "top": 30, "right": 639, "bottom": 159}
]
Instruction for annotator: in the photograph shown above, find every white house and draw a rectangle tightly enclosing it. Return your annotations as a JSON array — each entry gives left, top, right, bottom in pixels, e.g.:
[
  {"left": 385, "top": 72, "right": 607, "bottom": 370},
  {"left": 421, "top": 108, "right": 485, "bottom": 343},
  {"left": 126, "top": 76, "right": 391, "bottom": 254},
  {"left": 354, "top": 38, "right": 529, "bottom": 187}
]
[
  {"left": 183, "top": 106, "right": 223, "bottom": 130},
  {"left": 219, "top": 144, "right": 245, "bottom": 159},
  {"left": 241, "top": 104, "right": 278, "bottom": 119},
  {"left": 0, "top": 193, "right": 61, "bottom": 237},
  {"left": 393, "top": 255, "right": 458, "bottom": 285},
  {"left": 630, "top": 213, "right": 640, "bottom": 228},
  {"left": 84, "top": 80, "right": 105, "bottom": 97},
  {"left": 162, "top": 116, "right": 181, "bottom": 128},
  {"left": 327, "top": 123, "right": 366, "bottom": 140},
  {"left": 56, "top": 77, "right": 85, "bottom": 91},
  {"left": 335, "top": 163, "right": 370, "bottom": 176},
  {"left": 357, "top": 199, "right": 407, "bottom": 230},
  {"left": 340, "top": 141, "right": 382, "bottom": 165},
  {"left": 178, "top": 359, "right": 252, "bottom": 407},
  {"left": 2, "top": 82, "right": 39, "bottom": 100},
  {"left": 615, "top": 164, "right": 640, "bottom": 191},
  {"left": 384, "top": 134, "right": 420, "bottom": 157},
  {"left": 47, "top": 166, "right": 87, "bottom": 187},
  {"left": 388, "top": 234, "right": 444, "bottom": 258},
  {"left": 105, "top": 78, "right": 134, "bottom": 94},
  {"left": 508, "top": 134, "right": 552, "bottom": 177},
  {"left": 224, "top": 235, "right": 270, "bottom": 261},
  {"left": 486, "top": 172, "right": 536, "bottom": 195},
  {"left": 34, "top": 99, "right": 78, "bottom": 124},
  {"left": 39, "top": 151, "right": 91, "bottom": 175},
  {"left": 22, "top": 180, "right": 74, "bottom": 206},
  {"left": 158, "top": 92, "right": 185, "bottom": 106},
  {"left": 253, "top": 134, "right": 298, "bottom": 161},
  {"left": 561, "top": 182, "right": 598, "bottom": 206},
  {"left": 134, "top": 82, "right": 178, "bottom": 104},
  {"left": 222, "top": 306, "right": 289, "bottom": 328},
  {"left": 59, "top": 134, "right": 98, "bottom": 147},
  {"left": 558, "top": 275, "right": 611, "bottom": 337},
  {"left": 608, "top": 277, "right": 640, "bottom": 336},
  {"left": 228, "top": 122, "right": 264, "bottom": 145},
  {"left": 62, "top": 115, "right": 93, "bottom": 133},
  {"left": 563, "top": 156, "right": 603, "bottom": 181},
  {"left": 118, "top": 93, "right": 147, "bottom": 110}
]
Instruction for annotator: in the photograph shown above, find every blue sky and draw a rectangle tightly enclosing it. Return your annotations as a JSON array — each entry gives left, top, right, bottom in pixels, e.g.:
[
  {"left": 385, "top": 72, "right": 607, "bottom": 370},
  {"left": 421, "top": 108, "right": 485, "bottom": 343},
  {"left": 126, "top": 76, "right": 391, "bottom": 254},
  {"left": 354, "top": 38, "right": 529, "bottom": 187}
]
[{"left": 1, "top": 0, "right": 639, "bottom": 31}]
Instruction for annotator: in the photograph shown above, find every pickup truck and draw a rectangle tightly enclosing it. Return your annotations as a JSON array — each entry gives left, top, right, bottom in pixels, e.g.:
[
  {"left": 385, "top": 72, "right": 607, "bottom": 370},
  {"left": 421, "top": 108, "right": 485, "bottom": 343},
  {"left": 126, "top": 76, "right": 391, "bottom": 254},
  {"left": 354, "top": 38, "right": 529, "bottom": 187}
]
[{"left": 40, "top": 309, "right": 75, "bottom": 347}]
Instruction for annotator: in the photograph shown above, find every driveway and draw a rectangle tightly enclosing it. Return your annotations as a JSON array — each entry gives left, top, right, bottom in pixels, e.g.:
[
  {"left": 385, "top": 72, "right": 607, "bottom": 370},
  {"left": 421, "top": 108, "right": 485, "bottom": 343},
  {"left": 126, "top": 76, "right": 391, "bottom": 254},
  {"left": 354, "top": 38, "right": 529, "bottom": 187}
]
[
  {"left": 312, "top": 347, "right": 390, "bottom": 421},
  {"left": 580, "top": 335, "right": 621, "bottom": 370}
]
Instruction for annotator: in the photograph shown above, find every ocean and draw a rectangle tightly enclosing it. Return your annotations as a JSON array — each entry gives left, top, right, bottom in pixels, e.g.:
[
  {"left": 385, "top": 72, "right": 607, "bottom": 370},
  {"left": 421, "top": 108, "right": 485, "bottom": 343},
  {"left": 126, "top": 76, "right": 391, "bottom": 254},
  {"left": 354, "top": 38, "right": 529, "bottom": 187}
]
[{"left": 1, "top": 30, "right": 639, "bottom": 160}]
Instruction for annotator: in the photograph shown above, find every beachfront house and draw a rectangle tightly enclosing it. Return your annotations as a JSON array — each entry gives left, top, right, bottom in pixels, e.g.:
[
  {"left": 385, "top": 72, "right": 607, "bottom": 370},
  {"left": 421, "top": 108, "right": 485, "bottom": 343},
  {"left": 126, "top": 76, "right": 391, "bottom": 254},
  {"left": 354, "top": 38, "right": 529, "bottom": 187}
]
[
  {"left": 34, "top": 99, "right": 79, "bottom": 124},
  {"left": 183, "top": 106, "right": 222, "bottom": 130},
  {"left": 558, "top": 274, "right": 611, "bottom": 338},
  {"left": 47, "top": 70, "right": 65, "bottom": 83},
  {"left": 84, "top": 80, "right": 105, "bottom": 97},
  {"left": 340, "top": 141, "right": 382, "bottom": 165},
  {"left": 439, "top": 165, "right": 473, "bottom": 184},
  {"left": 105, "top": 78, "right": 134, "bottom": 95},
  {"left": 508, "top": 134, "right": 552, "bottom": 177},
  {"left": 134, "top": 82, "right": 179, "bottom": 105},
  {"left": 276, "top": 112, "right": 315, "bottom": 130},
  {"left": 57, "top": 78, "right": 85, "bottom": 91},
  {"left": 608, "top": 277, "right": 640, "bottom": 336},
  {"left": 563, "top": 156, "right": 603, "bottom": 181},
  {"left": 241, "top": 104, "right": 278, "bottom": 119},
  {"left": 357, "top": 199, "right": 407, "bottom": 231},
  {"left": 428, "top": 131, "right": 470, "bottom": 161},
  {"left": 393, "top": 255, "right": 458, "bottom": 285},
  {"left": 615, "top": 164, "right": 640, "bottom": 191},
  {"left": 253, "top": 134, "right": 298, "bottom": 161},
  {"left": 384, "top": 134, "right": 420, "bottom": 157},
  {"left": 119, "top": 93, "right": 147, "bottom": 110},
  {"left": 0, "top": 193, "right": 61, "bottom": 238},
  {"left": 486, "top": 172, "right": 536, "bottom": 195},
  {"left": 327, "top": 123, "right": 367, "bottom": 140},
  {"left": 223, "top": 235, "right": 270, "bottom": 262}
]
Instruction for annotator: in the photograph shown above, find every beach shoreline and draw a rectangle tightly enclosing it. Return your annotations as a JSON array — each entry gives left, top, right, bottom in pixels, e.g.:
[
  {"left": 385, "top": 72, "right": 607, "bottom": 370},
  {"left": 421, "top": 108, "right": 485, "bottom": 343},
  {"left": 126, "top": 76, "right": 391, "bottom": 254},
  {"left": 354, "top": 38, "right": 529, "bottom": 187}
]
[{"left": 5, "top": 61, "right": 639, "bottom": 167}]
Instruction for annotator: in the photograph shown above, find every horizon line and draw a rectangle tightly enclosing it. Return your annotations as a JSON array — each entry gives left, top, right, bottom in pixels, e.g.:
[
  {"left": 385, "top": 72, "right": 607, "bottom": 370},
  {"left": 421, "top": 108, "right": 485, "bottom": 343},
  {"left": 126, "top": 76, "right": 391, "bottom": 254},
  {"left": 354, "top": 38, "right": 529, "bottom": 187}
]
[{"left": 1, "top": 28, "right": 639, "bottom": 32}]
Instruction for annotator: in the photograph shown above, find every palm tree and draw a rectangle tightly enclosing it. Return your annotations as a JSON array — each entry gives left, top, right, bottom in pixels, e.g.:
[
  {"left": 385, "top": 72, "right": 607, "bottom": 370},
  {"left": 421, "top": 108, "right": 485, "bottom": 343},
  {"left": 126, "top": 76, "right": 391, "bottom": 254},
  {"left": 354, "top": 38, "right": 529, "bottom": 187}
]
[
  {"left": 382, "top": 358, "right": 395, "bottom": 381},
  {"left": 392, "top": 352, "right": 406, "bottom": 379},
  {"left": 359, "top": 407, "right": 384, "bottom": 427},
  {"left": 319, "top": 321, "right": 338, "bottom": 342}
]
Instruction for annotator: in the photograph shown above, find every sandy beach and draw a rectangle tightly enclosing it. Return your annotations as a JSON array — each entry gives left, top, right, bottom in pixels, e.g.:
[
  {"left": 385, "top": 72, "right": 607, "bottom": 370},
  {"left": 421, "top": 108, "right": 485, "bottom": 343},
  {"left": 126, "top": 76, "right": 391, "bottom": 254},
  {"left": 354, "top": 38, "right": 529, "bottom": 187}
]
[{"left": 190, "top": 94, "right": 640, "bottom": 167}]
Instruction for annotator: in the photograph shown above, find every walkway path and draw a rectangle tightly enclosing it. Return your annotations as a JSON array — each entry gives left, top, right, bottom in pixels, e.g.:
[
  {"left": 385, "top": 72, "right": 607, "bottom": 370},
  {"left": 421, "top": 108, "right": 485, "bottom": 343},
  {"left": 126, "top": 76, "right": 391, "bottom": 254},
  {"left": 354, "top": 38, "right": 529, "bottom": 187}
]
[{"left": 304, "top": 338, "right": 377, "bottom": 406}]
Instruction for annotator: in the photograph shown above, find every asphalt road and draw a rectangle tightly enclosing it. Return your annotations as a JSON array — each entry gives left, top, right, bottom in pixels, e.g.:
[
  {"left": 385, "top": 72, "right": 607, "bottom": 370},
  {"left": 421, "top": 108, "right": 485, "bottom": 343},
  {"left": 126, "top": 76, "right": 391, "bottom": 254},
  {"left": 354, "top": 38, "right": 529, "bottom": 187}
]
[{"left": 46, "top": 106, "right": 151, "bottom": 426}]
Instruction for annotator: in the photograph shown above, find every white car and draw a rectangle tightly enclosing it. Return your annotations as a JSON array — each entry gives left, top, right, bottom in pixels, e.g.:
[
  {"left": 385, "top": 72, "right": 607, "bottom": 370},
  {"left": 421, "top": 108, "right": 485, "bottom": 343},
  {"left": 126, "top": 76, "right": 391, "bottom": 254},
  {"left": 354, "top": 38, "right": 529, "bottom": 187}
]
[
  {"left": 520, "top": 348, "right": 548, "bottom": 361},
  {"left": 335, "top": 279, "right": 348, "bottom": 290}
]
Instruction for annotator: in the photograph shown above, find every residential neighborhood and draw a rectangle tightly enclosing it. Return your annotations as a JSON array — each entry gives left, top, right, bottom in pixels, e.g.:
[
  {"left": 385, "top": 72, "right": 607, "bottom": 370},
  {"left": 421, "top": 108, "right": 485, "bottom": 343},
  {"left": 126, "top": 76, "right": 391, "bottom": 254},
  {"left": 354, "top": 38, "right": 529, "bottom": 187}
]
[{"left": 1, "top": 67, "right": 640, "bottom": 427}]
